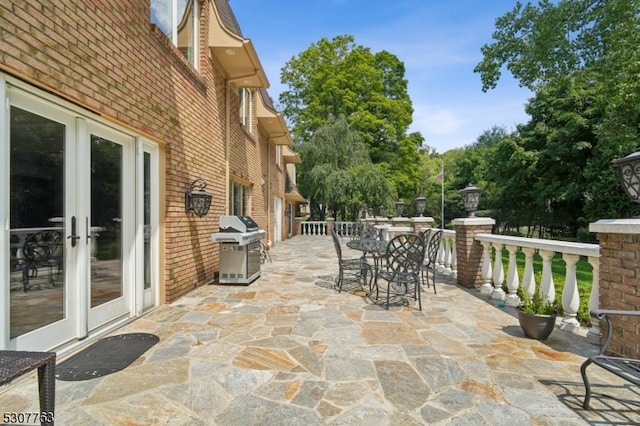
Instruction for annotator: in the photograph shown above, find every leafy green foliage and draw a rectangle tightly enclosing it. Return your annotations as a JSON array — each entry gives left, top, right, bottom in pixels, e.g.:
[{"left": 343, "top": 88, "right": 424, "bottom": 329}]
[
  {"left": 280, "top": 35, "right": 424, "bottom": 206},
  {"left": 520, "top": 287, "right": 557, "bottom": 316},
  {"left": 296, "top": 116, "right": 394, "bottom": 220},
  {"left": 475, "top": 0, "right": 640, "bottom": 93},
  {"left": 505, "top": 249, "right": 592, "bottom": 324},
  {"left": 472, "top": 0, "right": 640, "bottom": 230}
]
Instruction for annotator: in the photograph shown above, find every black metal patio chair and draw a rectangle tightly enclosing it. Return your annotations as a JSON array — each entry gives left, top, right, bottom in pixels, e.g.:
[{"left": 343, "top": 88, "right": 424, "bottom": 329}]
[
  {"left": 331, "top": 229, "right": 370, "bottom": 293},
  {"left": 259, "top": 240, "right": 271, "bottom": 264},
  {"left": 373, "top": 233, "right": 426, "bottom": 310},
  {"left": 581, "top": 309, "right": 640, "bottom": 410},
  {"left": 421, "top": 229, "right": 442, "bottom": 294}
]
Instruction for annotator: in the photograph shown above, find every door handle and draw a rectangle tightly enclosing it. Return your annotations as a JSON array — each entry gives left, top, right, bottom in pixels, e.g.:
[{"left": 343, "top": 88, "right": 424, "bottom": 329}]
[{"left": 68, "top": 216, "right": 81, "bottom": 247}]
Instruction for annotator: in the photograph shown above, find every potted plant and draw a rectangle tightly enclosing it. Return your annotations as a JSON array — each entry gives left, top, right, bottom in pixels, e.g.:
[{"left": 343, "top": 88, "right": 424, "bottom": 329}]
[{"left": 516, "top": 288, "right": 558, "bottom": 340}]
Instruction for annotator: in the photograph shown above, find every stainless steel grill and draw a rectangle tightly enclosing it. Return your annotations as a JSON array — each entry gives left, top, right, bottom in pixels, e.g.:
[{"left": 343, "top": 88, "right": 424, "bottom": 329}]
[{"left": 211, "top": 216, "right": 265, "bottom": 284}]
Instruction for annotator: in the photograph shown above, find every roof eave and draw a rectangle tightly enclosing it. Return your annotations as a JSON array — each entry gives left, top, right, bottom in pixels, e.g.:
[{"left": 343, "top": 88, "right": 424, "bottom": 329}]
[
  {"left": 256, "top": 91, "right": 293, "bottom": 145},
  {"left": 285, "top": 191, "right": 307, "bottom": 203},
  {"left": 282, "top": 146, "right": 301, "bottom": 163},
  {"left": 208, "top": 2, "right": 269, "bottom": 88}
]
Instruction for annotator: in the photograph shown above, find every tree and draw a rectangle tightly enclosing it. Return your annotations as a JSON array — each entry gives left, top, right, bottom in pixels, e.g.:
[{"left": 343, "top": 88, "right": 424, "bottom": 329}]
[
  {"left": 280, "top": 35, "right": 424, "bottom": 207},
  {"left": 296, "top": 116, "right": 393, "bottom": 220},
  {"left": 280, "top": 35, "right": 415, "bottom": 164},
  {"left": 471, "top": 126, "right": 508, "bottom": 150},
  {"left": 485, "top": 135, "right": 542, "bottom": 233},
  {"left": 475, "top": 0, "right": 640, "bottom": 224},
  {"left": 474, "top": 0, "right": 640, "bottom": 93}
]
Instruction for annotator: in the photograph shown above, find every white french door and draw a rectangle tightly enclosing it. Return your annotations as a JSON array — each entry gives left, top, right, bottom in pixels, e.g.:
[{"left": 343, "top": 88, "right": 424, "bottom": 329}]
[
  {"left": 6, "top": 89, "right": 79, "bottom": 350},
  {"left": 3, "top": 83, "right": 155, "bottom": 351},
  {"left": 83, "top": 122, "right": 134, "bottom": 332}
]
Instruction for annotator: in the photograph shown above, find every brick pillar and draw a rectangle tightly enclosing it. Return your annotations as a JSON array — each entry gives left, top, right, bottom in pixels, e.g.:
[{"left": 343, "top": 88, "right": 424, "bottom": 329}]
[
  {"left": 589, "top": 219, "right": 640, "bottom": 358},
  {"left": 375, "top": 217, "right": 390, "bottom": 226},
  {"left": 452, "top": 217, "right": 495, "bottom": 289},
  {"left": 293, "top": 217, "right": 302, "bottom": 237},
  {"left": 326, "top": 218, "right": 334, "bottom": 235},
  {"left": 410, "top": 216, "right": 434, "bottom": 235}
]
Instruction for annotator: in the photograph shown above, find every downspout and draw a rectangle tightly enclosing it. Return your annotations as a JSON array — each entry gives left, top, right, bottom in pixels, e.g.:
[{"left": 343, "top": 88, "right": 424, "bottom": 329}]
[
  {"left": 225, "top": 82, "right": 230, "bottom": 215},
  {"left": 267, "top": 137, "right": 271, "bottom": 248}
]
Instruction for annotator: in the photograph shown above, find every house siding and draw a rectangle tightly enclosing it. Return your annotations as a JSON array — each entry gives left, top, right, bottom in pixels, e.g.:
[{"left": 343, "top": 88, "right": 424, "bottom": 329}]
[{"left": 1, "top": 0, "right": 285, "bottom": 303}]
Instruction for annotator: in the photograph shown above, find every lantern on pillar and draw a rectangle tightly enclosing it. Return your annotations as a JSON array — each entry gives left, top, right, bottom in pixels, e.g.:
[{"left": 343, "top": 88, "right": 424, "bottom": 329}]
[
  {"left": 459, "top": 183, "right": 482, "bottom": 217},
  {"left": 395, "top": 201, "right": 404, "bottom": 217},
  {"left": 613, "top": 148, "right": 640, "bottom": 205},
  {"left": 415, "top": 196, "right": 426, "bottom": 217}
]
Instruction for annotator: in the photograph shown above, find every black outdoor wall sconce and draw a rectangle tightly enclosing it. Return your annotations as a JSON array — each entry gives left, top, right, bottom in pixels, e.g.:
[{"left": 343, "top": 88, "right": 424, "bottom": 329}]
[{"left": 185, "top": 178, "right": 212, "bottom": 218}]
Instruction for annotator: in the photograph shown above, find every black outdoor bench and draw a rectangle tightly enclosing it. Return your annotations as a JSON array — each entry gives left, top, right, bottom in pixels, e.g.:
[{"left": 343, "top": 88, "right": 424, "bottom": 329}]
[
  {"left": 581, "top": 309, "right": 640, "bottom": 410},
  {"left": 0, "top": 350, "right": 56, "bottom": 425}
]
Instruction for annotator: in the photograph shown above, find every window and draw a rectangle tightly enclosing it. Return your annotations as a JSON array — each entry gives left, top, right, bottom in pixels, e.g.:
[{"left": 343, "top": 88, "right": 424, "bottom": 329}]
[
  {"left": 229, "top": 181, "right": 246, "bottom": 215},
  {"left": 275, "top": 145, "right": 282, "bottom": 167},
  {"left": 238, "top": 88, "right": 252, "bottom": 129},
  {"left": 150, "top": 0, "right": 198, "bottom": 68}
]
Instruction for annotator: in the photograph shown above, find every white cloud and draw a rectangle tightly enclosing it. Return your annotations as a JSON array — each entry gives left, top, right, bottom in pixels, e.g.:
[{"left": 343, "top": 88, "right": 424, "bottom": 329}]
[{"left": 414, "top": 105, "right": 462, "bottom": 136}]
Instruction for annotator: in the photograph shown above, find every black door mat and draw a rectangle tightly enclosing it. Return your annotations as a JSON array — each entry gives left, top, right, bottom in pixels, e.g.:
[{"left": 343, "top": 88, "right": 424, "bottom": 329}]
[{"left": 56, "top": 332, "right": 159, "bottom": 381}]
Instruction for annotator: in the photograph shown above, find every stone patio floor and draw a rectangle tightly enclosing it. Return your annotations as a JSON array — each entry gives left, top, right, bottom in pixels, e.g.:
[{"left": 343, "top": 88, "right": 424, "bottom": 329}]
[{"left": 1, "top": 235, "right": 639, "bottom": 425}]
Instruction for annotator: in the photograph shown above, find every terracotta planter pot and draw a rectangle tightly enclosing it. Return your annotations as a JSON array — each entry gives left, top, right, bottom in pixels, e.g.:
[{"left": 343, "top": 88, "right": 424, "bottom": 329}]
[{"left": 517, "top": 308, "right": 557, "bottom": 340}]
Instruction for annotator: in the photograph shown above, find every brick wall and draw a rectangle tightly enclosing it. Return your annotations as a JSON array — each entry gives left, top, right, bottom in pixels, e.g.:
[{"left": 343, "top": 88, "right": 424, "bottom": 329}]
[
  {"left": 227, "top": 90, "right": 275, "bottom": 240},
  {"left": 454, "top": 222, "right": 494, "bottom": 288},
  {"left": 1, "top": 1, "right": 274, "bottom": 303},
  {"left": 597, "top": 232, "right": 640, "bottom": 358}
]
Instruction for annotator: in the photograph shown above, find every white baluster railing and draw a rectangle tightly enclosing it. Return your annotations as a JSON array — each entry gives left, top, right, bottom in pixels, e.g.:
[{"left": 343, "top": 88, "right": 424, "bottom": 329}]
[
  {"left": 491, "top": 242, "right": 505, "bottom": 300},
  {"left": 299, "top": 221, "right": 328, "bottom": 236},
  {"left": 586, "top": 258, "right": 600, "bottom": 344},
  {"left": 475, "top": 234, "right": 600, "bottom": 336},
  {"left": 333, "top": 221, "right": 360, "bottom": 238},
  {"left": 441, "top": 230, "right": 456, "bottom": 277},
  {"left": 480, "top": 240, "right": 493, "bottom": 296},
  {"left": 505, "top": 244, "right": 520, "bottom": 306}
]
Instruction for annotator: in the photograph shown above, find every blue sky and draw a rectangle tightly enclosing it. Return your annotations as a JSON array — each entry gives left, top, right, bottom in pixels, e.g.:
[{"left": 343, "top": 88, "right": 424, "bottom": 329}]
[{"left": 231, "top": 0, "right": 533, "bottom": 153}]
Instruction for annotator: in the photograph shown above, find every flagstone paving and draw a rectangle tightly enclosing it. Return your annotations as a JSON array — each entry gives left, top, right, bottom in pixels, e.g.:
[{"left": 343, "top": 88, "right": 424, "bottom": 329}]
[{"left": 1, "top": 235, "right": 639, "bottom": 425}]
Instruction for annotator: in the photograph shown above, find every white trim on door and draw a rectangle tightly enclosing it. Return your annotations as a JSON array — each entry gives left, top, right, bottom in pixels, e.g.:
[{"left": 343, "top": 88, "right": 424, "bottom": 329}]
[{"left": 1, "top": 75, "right": 160, "bottom": 351}]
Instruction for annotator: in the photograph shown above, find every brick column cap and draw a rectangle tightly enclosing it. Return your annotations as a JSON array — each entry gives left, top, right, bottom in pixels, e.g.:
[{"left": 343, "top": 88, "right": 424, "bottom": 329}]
[
  {"left": 590, "top": 218, "right": 640, "bottom": 234},
  {"left": 452, "top": 217, "right": 495, "bottom": 226},
  {"left": 388, "top": 226, "right": 412, "bottom": 233},
  {"left": 410, "top": 217, "right": 434, "bottom": 225}
]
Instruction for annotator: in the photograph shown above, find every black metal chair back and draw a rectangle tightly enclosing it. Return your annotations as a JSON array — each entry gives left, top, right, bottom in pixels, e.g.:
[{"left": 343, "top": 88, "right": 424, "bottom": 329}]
[
  {"left": 422, "top": 229, "right": 443, "bottom": 294},
  {"left": 421, "top": 228, "right": 432, "bottom": 245},
  {"left": 385, "top": 234, "right": 426, "bottom": 274},
  {"left": 426, "top": 230, "right": 442, "bottom": 268},
  {"left": 331, "top": 229, "right": 344, "bottom": 260},
  {"left": 373, "top": 233, "right": 426, "bottom": 310},
  {"left": 331, "top": 229, "right": 369, "bottom": 292}
]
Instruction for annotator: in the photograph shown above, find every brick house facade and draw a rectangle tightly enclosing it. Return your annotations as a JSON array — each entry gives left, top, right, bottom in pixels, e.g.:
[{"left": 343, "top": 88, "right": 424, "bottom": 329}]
[{"left": 0, "top": 0, "right": 302, "bottom": 351}]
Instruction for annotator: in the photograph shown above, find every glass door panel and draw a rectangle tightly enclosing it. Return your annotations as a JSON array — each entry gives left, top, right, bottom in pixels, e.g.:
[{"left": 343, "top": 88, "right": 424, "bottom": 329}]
[
  {"left": 144, "top": 151, "right": 151, "bottom": 292},
  {"left": 86, "top": 125, "right": 132, "bottom": 331},
  {"left": 8, "top": 106, "right": 68, "bottom": 342},
  {"left": 90, "top": 135, "right": 123, "bottom": 307},
  {"left": 141, "top": 143, "right": 158, "bottom": 311}
]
